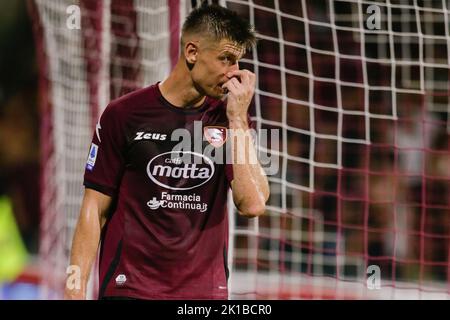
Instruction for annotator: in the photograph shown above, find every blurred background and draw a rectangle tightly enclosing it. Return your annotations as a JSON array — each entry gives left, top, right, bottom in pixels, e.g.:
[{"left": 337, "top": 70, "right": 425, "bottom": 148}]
[
  {"left": 0, "top": 1, "right": 40, "bottom": 299},
  {"left": 0, "top": 0, "right": 449, "bottom": 299}
]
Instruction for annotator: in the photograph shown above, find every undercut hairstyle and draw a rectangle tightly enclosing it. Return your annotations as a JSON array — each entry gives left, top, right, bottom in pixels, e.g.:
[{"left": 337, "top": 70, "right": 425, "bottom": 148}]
[{"left": 182, "top": 4, "right": 256, "bottom": 51}]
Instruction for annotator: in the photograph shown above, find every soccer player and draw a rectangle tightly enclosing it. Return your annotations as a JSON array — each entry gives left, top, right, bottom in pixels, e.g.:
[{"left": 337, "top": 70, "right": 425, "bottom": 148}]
[{"left": 64, "top": 4, "right": 269, "bottom": 300}]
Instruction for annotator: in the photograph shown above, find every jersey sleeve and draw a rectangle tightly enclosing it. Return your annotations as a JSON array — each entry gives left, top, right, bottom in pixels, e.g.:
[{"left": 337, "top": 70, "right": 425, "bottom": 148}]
[
  {"left": 83, "top": 103, "right": 126, "bottom": 197},
  {"left": 225, "top": 115, "right": 256, "bottom": 185}
]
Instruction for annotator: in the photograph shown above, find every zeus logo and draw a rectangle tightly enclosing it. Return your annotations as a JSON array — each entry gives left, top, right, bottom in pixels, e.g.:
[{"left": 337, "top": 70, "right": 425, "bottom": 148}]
[
  {"left": 147, "top": 151, "right": 214, "bottom": 190},
  {"left": 135, "top": 132, "right": 167, "bottom": 141}
]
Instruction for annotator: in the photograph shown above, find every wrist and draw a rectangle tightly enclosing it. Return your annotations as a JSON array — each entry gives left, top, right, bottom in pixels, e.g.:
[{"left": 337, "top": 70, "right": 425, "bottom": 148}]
[{"left": 228, "top": 115, "right": 249, "bottom": 129}]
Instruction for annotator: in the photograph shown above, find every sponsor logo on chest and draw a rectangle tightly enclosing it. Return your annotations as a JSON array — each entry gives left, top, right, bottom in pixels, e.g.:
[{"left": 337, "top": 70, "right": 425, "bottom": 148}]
[
  {"left": 147, "top": 192, "right": 208, "bottom": 213},
  {"left": 146, "top": 151, "right": 214, "bottom": 191}
]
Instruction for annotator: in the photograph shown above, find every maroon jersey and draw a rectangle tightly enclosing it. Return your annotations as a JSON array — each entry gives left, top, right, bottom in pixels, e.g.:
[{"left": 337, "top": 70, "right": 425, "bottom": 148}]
[{"left": 84, "top": 83, "right": 236, "bottom": 299}]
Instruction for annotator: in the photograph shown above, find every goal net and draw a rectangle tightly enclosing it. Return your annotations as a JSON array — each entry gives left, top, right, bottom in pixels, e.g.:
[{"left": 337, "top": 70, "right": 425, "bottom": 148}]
[{"left": 31, "top": 0, "right": 449, "bottom": 299}]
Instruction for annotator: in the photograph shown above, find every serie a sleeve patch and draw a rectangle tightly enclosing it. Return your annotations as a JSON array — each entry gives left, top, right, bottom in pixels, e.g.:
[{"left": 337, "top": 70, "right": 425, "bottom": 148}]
[{"left": 86, "top": 143, "right": 99, "bottom": 171}]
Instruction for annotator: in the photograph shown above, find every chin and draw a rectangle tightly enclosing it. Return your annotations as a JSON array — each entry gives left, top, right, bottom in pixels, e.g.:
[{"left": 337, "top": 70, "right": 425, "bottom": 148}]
[
  {"left": 213, "top": 86, "right": 229, "bottom": 98},
  {"left": 211, "top": 93, "right": 225, "bottom": 99},
  {"left": 206, "top": 89, "right": 224, "bottom": 99}
]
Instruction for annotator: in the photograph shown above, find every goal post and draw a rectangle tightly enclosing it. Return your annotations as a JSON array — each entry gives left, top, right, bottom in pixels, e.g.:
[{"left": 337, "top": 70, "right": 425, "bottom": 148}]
[{"left": 31, "top": 0, "right": 449, "bottom": 299}]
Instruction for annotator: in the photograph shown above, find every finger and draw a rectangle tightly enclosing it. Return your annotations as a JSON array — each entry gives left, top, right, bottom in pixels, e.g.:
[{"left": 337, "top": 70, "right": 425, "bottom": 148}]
[
  {"left": 226, "top": 70, "right": 245, "bottom": 77},
  {"left": 239, "top": 71, "right": 250, "bottom": 87},
  {"left": 229, "top": 70, "right": 254, "bottom": 88},
  {"left": 226, "top": 69, "right": 254, "bottom": 81},
  {"left": 248, "top": 71, "right": 256, "bottom": 88},
  {"left": 229, "top": 77, "right": 244, "bottom": 95},
  {"left": 224, "top": 78, "right": 241, "bottom": 96},
  {"left": 222, "top": 78, "right": 239, "bottom": 94}
]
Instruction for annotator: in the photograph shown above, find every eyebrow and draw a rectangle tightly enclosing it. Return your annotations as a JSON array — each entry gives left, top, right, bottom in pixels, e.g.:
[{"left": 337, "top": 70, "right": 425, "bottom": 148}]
[
  {"left": 220, "top": 48, "right": 244, "bottom": 60},
  {"left": 221, "top": 51, "right": 237, "bottom": 58}
]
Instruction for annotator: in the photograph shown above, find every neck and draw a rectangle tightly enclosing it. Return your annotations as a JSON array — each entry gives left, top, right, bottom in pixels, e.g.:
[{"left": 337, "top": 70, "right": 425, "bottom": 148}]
[{"left": 159, "top": 59, "right": 205, "bottom": 108}]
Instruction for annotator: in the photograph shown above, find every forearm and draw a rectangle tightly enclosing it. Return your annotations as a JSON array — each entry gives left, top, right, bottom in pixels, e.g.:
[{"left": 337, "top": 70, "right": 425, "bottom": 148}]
[
  {"left": 65, "top": 197, "right": 103, "bottom": 298},
  {"left": 229, "top": 116, "right": 270, "bottom": 217}
]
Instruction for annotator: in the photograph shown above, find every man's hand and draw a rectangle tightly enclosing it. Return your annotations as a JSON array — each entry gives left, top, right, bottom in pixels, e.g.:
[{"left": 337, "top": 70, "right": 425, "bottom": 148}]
[
  {"left": 223, "top": 69, "right": 269, "bottom": 217},
  {"left": 222, "top": 70, "right": 256, "bottom": 120}
]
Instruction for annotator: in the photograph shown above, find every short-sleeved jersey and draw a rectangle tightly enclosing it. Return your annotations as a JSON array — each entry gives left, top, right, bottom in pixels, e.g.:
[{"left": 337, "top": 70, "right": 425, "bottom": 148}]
[{"left": 84, "top": 83, "right": 237, "bottom": 299}]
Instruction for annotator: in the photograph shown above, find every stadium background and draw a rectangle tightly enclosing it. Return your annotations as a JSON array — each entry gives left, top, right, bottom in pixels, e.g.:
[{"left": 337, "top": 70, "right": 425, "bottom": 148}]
[{"left": 0, "top": 0, "right": 449, "bottom": 299}]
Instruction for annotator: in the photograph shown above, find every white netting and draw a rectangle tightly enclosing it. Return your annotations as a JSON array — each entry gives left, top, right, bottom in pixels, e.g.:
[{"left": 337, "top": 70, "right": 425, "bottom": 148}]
[
  {"left": 226, "top": 0, "right": 449, "bottom": 299},
  {"left": 34, "top": 0, "right": 92, "bottom": 299}
]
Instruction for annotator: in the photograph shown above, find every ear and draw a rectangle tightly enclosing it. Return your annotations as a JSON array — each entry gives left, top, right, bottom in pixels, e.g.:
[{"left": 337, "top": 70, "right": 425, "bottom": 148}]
[{"left": 184, "top": 41, "right": 198, "bottom": 65}]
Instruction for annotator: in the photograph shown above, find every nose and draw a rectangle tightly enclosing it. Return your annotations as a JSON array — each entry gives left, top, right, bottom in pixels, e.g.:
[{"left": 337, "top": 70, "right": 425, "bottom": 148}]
[{"left": 228, "top": 62, "right": 239, "bottom": 73}]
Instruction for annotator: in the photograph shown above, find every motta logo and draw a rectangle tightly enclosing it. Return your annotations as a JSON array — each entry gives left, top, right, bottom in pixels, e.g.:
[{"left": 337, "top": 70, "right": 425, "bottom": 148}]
[
  {"left": 204, "top": 126, "right": 227, "bottom": 147},
  {"left": 146, "top": 151, "right": 215, "bottom": 191}
]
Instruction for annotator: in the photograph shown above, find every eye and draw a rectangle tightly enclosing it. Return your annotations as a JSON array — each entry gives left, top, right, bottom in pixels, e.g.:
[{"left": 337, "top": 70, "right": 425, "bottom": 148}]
[{"left": 220, "top": 55, "right": 237, "bottom": 66}]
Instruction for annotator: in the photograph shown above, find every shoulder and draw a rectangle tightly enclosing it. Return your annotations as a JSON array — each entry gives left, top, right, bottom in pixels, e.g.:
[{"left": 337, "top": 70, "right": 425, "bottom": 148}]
[
  {"left": 106, "top": 85, "right": 157, "bottom": 114},
  {"left": 100, "top": 85, "right": 159, "bottom": 123}
]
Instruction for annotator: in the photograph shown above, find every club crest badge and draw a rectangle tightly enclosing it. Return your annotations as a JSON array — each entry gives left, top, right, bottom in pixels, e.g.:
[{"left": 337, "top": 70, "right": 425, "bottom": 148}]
[{"left": 204, "top": 126, "right": 227, "bottom": 148}]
